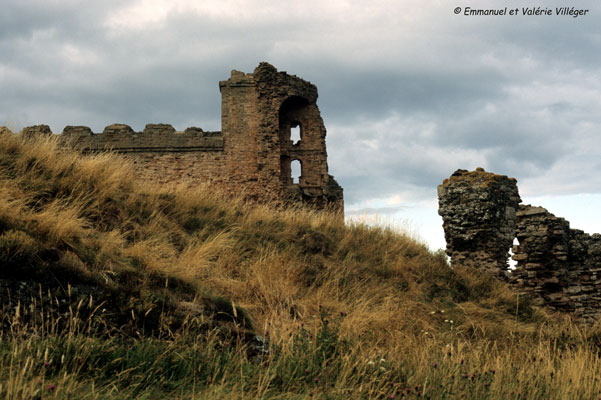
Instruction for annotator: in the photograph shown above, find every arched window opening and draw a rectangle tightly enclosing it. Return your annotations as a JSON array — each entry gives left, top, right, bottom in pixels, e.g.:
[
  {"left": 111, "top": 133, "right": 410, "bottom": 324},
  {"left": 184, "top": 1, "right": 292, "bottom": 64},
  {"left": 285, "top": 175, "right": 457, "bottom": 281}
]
[
  {"left": 291, "top": 159, "right": 302, "bottom": 184},
  {"left": 279, "top": 96, "right": 309, "bottom": 149},
  {"left": 290, "top": 121, "right": 301, "bottom": 144}
]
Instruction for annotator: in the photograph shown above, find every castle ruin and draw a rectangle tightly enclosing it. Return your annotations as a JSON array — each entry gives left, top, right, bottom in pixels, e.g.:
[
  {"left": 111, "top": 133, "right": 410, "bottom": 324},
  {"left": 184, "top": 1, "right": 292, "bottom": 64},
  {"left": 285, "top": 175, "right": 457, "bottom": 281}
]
[
  {"left": 439, "top": 168, "right": 601, "bottom": 323},
  {"left": 14, "top": 62, "right": 344, "bottom": 212}
]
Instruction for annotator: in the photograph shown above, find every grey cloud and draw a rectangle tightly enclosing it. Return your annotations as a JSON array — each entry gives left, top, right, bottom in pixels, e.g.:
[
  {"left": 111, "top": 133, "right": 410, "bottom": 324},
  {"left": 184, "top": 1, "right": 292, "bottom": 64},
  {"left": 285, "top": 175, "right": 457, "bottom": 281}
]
[
  {"left": 0, "top": 4, "right": 286, "bottom": 131},
  {"left": 313, "top": 67, "right": 509, "bottom": 123},
  {"left": 326, "top": 77, "right": 601, "bottom": 204}
]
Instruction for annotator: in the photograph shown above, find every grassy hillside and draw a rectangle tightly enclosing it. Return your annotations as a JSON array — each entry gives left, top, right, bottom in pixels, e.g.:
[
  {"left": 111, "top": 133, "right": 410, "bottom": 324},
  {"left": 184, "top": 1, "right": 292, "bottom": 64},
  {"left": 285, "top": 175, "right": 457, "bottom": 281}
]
[{"left": 1, "top": 131, "right": 601, "bottom": 399}]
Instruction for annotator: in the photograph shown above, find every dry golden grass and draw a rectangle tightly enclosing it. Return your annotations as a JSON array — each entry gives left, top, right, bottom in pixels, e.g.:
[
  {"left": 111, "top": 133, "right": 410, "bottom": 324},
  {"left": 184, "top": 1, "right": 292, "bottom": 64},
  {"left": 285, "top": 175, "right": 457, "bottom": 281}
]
[{"left": 2, "top": 131, "right": 601, "bottom": 398}]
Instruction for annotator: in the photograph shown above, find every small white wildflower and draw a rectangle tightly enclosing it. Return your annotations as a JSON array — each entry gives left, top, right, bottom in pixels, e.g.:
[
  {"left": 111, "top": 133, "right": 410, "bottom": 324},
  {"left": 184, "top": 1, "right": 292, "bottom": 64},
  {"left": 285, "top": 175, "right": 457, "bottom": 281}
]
[
  {"left": 444, "top": 319, "right": 449, "bottom": 323},
  {"left": 441, "top": 310, "right": 445, "bottom": 313},
  {"left": 430, "top": 311, "right": 436, "bottom": 315},
  {"left": 450, "top": 320, "right": 454, "bottom": 324},
  {"left": 367, "top": 360, "right": 375, "bottom": 366},
  {"left": 379, "top": 358, "right": 386, "bottom": 363}
]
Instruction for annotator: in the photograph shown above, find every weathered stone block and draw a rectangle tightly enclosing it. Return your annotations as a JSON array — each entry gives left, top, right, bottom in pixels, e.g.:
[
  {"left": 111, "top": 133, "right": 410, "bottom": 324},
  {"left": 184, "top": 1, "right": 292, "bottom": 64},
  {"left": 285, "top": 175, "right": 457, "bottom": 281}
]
[
  {"left": 103, "top": 124, "right": 134, "bottom": 135},
  {"left": 439, "top": 167, "right": 601, "bottom": 323},
  {"left": 143, "top": 124, "right": 175, "bottom": 134},
  {"left": 62, "top": 126, "right": 93, "bottom": 137},
  {"left": 22, "top": 124, "right": 52, "bottom": 138}
]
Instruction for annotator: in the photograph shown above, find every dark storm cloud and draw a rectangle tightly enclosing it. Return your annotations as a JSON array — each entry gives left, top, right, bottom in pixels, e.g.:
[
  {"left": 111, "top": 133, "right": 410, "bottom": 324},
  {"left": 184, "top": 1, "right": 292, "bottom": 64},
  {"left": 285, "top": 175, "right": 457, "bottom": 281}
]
[{"left": 313, "top": 67, "right": 509, "bottom": 122}]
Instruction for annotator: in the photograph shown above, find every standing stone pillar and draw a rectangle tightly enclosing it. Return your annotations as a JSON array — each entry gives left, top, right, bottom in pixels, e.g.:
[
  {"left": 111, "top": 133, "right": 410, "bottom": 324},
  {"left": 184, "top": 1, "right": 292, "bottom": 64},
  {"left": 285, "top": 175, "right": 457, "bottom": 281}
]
[{"left": 437, "top": 168, "right": 521, "bottom": 276}]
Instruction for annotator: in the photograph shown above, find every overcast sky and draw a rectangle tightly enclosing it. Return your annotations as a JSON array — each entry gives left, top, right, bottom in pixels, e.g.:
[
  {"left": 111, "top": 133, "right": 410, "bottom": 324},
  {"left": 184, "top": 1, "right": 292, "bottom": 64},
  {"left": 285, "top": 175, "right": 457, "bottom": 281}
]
[{"left": 2, "top": 0, "right": 600, "bottom": 250}]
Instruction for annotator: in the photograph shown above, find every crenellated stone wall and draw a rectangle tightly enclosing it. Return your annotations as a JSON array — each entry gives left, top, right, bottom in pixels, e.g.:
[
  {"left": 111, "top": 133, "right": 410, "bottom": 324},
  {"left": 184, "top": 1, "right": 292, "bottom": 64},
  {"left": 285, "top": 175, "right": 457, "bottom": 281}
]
[
  {"left": 9, "top": 63, "right": 344, "bottom": 213},
  {"left": 439, "top": 168, "right": 601, "bottom": 323}
]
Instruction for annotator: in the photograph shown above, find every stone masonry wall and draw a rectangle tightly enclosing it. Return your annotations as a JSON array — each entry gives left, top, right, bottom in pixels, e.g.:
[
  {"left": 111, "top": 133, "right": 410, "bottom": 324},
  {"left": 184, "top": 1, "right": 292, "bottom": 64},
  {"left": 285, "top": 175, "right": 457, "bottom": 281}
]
[
  {"left": 438, "top": 168, "right": 601, "bottom": 323},
  {"left": 437, "top": 168, "right": 521, "bottom": 277},
  {"left": 11, "top": 63, "right": 343, "bottom": 213},
  {"left": 22, "top": 123, "right": 229, "bottom": 191},
  {"left": 511, "top": 205, "right": 601, "bottom": 323}
]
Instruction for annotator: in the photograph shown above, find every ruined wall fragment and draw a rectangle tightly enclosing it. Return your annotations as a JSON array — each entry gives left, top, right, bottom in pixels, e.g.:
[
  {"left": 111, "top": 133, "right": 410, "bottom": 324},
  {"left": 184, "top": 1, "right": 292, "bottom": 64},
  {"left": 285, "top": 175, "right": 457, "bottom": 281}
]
[
  {"left": 510, "top": 205, "right": 571, "bottom": 309},
  {"left": 512, "top": 205, "right": 601, "bottom": 323},
  {"left": 437, "top": 168, "right": 521, "bottom": 276},
  {"left": 438, "top": 168, "right": 601, "bottom": 323}
]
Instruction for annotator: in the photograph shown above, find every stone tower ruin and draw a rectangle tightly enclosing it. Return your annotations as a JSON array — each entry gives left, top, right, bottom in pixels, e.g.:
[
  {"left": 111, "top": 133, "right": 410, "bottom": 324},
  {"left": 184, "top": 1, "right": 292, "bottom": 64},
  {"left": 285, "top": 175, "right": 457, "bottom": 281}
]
[{"left": 15, "top": 62, "right": 344, "bottom": 212}]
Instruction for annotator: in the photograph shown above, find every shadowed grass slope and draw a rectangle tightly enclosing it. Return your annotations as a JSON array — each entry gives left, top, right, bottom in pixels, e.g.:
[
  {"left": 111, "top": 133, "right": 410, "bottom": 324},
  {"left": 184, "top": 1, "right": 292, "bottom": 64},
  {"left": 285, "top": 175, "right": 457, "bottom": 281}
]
[{"left": 1, "top": 131, "right": 601, "bottom": 399}]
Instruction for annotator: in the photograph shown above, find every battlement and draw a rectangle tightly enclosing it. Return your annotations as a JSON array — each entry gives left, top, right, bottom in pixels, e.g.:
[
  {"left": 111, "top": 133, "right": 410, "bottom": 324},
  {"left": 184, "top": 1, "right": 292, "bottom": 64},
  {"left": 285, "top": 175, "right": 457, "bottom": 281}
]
[
  {"left": 9, "top": 63, "right": 344, "bottom": 213},
  {"left": 60, "top": 124, "right": 223, "bottom": 153},
  {"left": 19, "top": 124, "right": 223, "bottom": 153}
]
